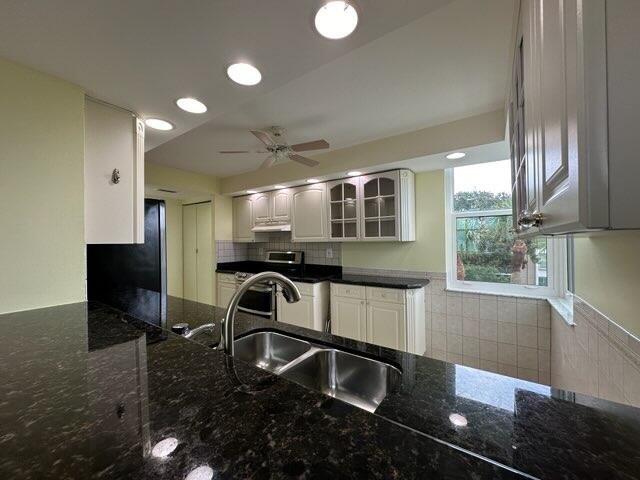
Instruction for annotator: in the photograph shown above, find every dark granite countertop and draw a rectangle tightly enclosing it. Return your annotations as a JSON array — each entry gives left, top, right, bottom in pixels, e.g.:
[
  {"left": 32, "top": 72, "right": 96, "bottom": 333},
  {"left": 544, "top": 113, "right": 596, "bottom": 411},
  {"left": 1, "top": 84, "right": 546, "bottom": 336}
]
[
  {"left": 216, "top": 262, "right": 429, "bottom": 289},
  {"left": 2, "top": 293, "right": 640, "bottom": 479}
]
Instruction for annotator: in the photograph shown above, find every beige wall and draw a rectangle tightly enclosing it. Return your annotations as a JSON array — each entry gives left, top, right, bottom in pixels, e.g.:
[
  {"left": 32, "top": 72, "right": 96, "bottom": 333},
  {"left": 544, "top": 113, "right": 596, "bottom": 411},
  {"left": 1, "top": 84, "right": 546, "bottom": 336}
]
[
  {"left": 342, "top": 170, "right": 446, "bottom": 272},
  {"left": 0, "top": 57, "right": 86, "bottom": 313},
  {"left": 574, "top": 231, "right": 640, "bottom": 337}
]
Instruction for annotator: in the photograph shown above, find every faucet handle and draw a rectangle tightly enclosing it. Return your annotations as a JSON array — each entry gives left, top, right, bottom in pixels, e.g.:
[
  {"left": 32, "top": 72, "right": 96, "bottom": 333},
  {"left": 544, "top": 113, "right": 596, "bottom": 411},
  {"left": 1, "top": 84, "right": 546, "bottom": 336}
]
[{"left": 171, "top": 323, "right": 190, "bottom": 335}]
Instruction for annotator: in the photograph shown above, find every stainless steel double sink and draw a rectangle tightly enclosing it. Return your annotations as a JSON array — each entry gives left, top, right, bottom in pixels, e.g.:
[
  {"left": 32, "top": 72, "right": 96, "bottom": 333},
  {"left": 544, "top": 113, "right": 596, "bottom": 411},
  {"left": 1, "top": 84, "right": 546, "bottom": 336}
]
[{"left": 234, "top": 331, "right": 402, "bottom": 412}]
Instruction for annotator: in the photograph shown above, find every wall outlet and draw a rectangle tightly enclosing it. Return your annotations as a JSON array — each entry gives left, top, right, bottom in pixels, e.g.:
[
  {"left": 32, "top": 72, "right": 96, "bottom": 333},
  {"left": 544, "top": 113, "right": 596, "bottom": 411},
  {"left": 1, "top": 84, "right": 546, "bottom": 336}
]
[{"left": 326, "top": 248, "right": 333, "bottom": 259}]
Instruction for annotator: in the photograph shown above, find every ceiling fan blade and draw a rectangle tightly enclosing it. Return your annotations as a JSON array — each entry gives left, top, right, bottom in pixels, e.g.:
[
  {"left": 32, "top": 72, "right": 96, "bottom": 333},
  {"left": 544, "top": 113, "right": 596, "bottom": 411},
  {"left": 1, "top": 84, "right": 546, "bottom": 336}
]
[
  {"left": 290, "top": 139, "right": 329, "bottom": 152},
  {"left": 251, "top": 130, "right": 276, "bottom": 146},
  {"left": 260, "top": 155, "right": 277, "bottom": 169},
  {"left": 289, "top": 153, "right": 319, "bottom": 167},
  {"left": 219, "top": 150, "right": 250, "bottom": 154}
]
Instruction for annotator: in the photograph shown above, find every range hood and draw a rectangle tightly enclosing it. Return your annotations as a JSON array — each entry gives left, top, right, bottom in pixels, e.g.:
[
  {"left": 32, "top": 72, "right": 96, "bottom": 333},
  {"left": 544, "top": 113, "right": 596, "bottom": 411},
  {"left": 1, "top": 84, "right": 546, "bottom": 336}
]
[{"left": 252, "top": 223, "right": 291, "bottom": 232}]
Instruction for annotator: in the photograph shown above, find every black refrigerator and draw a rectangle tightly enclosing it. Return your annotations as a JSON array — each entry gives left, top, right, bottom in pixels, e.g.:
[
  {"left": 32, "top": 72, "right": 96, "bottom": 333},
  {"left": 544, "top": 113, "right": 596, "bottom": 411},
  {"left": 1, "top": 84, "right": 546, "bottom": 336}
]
[{"left": 87, "top": 199, "right": 167, "bottom": 327}]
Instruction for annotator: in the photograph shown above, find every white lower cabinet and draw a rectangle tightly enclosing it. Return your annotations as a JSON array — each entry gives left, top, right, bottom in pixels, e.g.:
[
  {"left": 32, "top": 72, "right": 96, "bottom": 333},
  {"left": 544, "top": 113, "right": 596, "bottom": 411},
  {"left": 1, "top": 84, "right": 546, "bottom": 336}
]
[
  {"left": 277, "top": 281, "right": 329, "bottom": 332},
  {"left": 330, "top": 283, "right": 425, "bottom": 354},
  {"left": 366, "top": 300, "right": 406, "bottom": 351},
  {"left": 216, "top": 274, "right": 237, "bottom": 308},
  {"left": 331, "top": 296, "right": 367, "bottom": 340}
]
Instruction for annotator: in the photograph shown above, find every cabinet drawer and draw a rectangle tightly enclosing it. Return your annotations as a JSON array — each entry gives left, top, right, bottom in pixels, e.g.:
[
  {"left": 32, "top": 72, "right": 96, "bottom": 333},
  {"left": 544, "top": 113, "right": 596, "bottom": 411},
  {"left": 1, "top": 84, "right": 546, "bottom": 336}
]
[
  {"left": 366, "top": 287, "right": 405, "bottom": 304},
  {"left": 331, "top": 283, "right": 366, "bottom": 299},
  {"left": 217, "top": 273, "right": 236, "bottom": 284}
]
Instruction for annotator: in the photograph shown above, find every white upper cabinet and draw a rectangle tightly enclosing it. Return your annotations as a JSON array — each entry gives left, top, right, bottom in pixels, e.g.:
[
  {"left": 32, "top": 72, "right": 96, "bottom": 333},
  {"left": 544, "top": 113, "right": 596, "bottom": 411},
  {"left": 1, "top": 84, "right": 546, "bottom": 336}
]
[
  {"left": 233, "top": 196, "right": 254, "bottom": 242},
  {"left": 327, "top": 178, "right": 360, "bottom": 241},
  {"left": 84, "top": 98, "right": 144, "bottom": 244},
  {"left": 271, "top": 189, "right": 291, "bottom": 223},
  {"left": 511, "top": 0, "right": 640, "bottom": 235},
  {"left": 251, "top": 189, "right": 291, "bottom": 226},
  {"left": 291, "top": 183, "right": 328, "bottom": 242},
  {"left": 359, "top": 170, "right": 415, "bottom": 241},
  {"left": 251, "top": 192, "right": 271, "bottom": 225}
]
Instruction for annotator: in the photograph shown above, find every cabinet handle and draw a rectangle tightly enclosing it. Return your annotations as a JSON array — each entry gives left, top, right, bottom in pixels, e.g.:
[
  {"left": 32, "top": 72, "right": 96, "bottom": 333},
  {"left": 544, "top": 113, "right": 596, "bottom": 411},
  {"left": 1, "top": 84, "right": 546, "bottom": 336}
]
[
  {"left": 111, "top": 168, "right": 120, "bottom": 184},
  {"left": 517, "top": 212, "right": 544, "bottom": 228}
]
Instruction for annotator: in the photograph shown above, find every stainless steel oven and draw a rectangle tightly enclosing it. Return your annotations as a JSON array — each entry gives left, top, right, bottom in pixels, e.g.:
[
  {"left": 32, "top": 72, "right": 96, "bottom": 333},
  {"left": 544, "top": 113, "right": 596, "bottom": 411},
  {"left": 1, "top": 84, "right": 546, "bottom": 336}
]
[
  {"left": 235, "top": 272, "right": 276, "bottom": 319},
  {"left": 233, "top": 251, "right": 303, "bottom": 320}
]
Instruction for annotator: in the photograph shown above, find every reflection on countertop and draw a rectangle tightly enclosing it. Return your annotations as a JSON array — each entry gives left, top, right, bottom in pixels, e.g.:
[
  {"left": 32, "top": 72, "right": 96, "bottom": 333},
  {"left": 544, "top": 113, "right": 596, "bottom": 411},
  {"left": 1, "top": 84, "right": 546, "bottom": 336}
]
[{"left": 1, "top": 293, "right": 639, "bottom": 479}]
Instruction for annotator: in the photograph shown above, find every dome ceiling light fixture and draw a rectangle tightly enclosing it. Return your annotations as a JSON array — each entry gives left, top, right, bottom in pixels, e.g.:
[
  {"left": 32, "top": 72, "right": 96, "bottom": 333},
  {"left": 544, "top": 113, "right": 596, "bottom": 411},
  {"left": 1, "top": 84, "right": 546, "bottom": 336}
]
[
  {"left": 227, "top": 63, "right": 262, "bottom": 86},
  {"left": 315, "top": 1, "right": 359, "bottom": 40},
  {"left": 145, "top": 118, "right": 174, "bottom": 131},
  {"left": 176, "top": 97, "right": 207, "bottom": 114}
]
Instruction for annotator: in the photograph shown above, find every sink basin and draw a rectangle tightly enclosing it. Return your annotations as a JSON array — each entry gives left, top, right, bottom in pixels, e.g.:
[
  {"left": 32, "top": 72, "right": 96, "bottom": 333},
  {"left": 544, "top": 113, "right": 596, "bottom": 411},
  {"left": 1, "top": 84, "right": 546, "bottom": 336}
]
[
  {"left": 234, "top": 331, "right": 311, "bottom": 374},
  {"left": 279, "top": 348, "right": 401, "bottom": 412}
]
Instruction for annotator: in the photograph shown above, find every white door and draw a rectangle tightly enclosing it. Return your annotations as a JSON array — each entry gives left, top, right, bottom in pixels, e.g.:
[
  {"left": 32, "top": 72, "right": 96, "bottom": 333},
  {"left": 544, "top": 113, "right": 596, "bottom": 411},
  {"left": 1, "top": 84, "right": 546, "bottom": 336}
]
[
  {"left": 233, "top": 196, "right": 254, "bottom": 242},
  {"left": 278, "top": 293, "right": 314, "bottom": 329},
  {"left": 291, "top": 183, "right": 328, "bottom": 242},
  {"left": 331, "top": 296, "right": 366, "bottom": 341},
  {"left": 271, "top": 189, "right": 291, "bottom": 223},
  {"left": 366, "top": 301, "right": 406, "bottom": 350},
  {"left": 183, "top": 204, "right": 198, "bottom": 302},
  {"left": 252, "top": 193, "right": 271, "bottom": 225},
  {"left": 195, "top": 203, "right": 213, "bottom": 305},
  {"left": 217, "top": 282, "right": 236, "bottom": 308}
]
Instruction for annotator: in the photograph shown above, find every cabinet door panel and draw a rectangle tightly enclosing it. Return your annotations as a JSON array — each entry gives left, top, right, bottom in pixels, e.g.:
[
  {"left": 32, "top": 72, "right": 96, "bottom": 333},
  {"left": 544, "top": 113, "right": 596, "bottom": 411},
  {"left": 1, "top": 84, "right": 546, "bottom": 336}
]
[
  {"left": 233, "top": 196, "right": 254, "bottom": 242},
  {"left": 217, "top": 282, "right": 236, "bottom": 308},
  {"left": 291, "top": 184, "right": 328, "bottom": 241},
  {"left": 252, "top": 193, "right": 271, "bottom": 225},
  {"left": 366, "top": 301, "right": 406, "bottom": 351},
  {"left": 331, "top": 297, "right": 366, "bottom": 341},
  {"left": 278, "top": 294, "right": 315, "bottom": 329},
  {"left": 271, "top": 190, "right": 291, "bottom": 223}
]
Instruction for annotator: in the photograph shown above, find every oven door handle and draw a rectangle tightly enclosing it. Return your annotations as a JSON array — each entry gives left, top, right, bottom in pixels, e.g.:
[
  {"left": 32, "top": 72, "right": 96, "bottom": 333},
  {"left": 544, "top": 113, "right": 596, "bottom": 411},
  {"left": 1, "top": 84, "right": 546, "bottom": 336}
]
[{"left": 237, "top": 305, "right": 274, "bottom": 317}]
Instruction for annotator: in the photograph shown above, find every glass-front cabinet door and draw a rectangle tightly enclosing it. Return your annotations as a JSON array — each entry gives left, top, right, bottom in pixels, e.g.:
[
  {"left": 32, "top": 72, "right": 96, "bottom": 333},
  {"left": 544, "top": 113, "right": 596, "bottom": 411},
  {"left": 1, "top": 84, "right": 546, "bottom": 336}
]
[
  {"left": 360, "top": 171, "right": 399, "bottom": 240},
  {"left": 327, "top": 178, "right": 360, "bottom": 240}
]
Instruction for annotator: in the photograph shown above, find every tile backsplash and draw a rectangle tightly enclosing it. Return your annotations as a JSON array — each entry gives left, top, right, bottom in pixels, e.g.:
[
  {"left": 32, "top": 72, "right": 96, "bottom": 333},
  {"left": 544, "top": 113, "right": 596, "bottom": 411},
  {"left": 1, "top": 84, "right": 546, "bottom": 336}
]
[{"left": 215, "top": 233, "right": 342, "bottom": 266}]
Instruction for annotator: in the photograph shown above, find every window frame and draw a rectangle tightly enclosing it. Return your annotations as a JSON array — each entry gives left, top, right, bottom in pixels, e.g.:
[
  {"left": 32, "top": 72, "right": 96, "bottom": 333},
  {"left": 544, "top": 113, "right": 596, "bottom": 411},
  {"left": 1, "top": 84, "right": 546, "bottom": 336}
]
[{"left": 444, "top": 167, "right": 565, "bottom": 298}]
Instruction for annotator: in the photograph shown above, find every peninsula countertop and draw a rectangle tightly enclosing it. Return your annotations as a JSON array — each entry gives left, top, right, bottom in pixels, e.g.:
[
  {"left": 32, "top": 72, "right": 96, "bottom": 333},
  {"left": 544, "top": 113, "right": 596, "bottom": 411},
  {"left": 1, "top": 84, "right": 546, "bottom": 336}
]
[{"left": 1, "top": 293, "right": 639, "bottom": 479}]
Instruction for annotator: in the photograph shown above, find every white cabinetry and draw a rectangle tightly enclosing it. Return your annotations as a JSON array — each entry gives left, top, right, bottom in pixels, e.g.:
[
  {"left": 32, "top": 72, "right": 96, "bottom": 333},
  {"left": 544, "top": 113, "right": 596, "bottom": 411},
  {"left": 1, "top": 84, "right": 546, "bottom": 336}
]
[
  {"left": 330, "top": 283, "right": 425, "bottom": 354},
  {"left": 216, "top": 273, "right": 237, "bottom": 308},
  {"left": 84, "top": 98, "right": 145, "bottom": 244},
  {"left": 252, "top": 189, "right": 291, "bottom": 226},
  {"left": 277, "top": 281, "right": 329, "bottom": 331},
  {"left": 291, "top": 183, "right": 328, "bottom": 242},
  {"left": 510, "top": 0, "right": 640, "bottom": 235},
  {"left": 233, "top": 196, "right": 254, "bottom": 242},
  {"left": 359, "top": 170, "right": 415, "bottom": 241},
  {"left": 327, "top": 178, "right": 360, "bottom": 241},
  {"left": 183, "top": 203, "right": 213, "bottom": 305}
]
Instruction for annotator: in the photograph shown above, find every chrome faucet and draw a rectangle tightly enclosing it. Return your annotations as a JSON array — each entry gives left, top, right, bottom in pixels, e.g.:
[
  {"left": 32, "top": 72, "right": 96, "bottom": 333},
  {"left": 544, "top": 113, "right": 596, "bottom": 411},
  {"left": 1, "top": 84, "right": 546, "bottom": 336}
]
[{"left": 220, "top": 271, "right": 301, "bottom": 357}]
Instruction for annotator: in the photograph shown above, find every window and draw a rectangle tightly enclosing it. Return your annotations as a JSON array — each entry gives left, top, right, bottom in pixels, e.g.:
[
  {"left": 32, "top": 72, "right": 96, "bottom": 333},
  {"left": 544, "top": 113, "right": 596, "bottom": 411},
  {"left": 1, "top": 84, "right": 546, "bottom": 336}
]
[{"left": 445, "top": 161, "right": 556, "bottom": 297}]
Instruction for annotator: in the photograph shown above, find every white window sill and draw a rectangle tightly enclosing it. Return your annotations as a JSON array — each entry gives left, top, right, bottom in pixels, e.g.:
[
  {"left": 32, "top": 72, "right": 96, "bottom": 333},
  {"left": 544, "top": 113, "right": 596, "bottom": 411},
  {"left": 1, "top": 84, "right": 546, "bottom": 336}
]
[
  {"left": 444, "top": 287, "right": 549, "bottom": 300},
  {"left": 547, "top": 295, "right": 575, "bottom": 327}
]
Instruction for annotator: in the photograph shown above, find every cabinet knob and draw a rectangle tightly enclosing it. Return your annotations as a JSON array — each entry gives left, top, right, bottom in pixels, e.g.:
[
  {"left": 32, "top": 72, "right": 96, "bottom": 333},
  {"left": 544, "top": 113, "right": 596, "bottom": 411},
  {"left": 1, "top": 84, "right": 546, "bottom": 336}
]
[{"left": 111, "top": 168, "right": 121, "bottom": 184}]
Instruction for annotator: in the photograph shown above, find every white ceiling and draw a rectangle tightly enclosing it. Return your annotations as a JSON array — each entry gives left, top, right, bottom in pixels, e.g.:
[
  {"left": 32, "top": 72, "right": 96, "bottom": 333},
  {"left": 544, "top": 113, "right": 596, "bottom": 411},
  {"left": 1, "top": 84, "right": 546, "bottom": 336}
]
[{"left": 1, "top": 0, "right": 514, "bottom": 178}]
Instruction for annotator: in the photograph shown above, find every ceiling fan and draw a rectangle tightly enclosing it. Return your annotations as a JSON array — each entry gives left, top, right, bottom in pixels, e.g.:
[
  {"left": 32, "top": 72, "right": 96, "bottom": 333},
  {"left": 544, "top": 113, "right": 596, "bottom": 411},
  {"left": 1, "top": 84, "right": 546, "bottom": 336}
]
[{"left": 219, "top": 126, "right": 329, "bottom": 168}]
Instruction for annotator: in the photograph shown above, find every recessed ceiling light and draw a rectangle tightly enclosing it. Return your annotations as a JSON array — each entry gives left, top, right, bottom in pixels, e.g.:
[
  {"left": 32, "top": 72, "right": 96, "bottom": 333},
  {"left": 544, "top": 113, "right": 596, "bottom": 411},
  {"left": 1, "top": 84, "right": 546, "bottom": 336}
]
[
  {"left": 145, "top": 118, "right": 174, "bottom": 131},
  {"left": 347, "top": 171, "right": 362, "bottom": 177},
  {"left": 306, "top": 178, "right": 320, "bottom": 184},
  {"left": 315, "top": 1, "right": 359, "bottom": 40},
  {"left": 176, "top": 97, "right": 207, "bottom": 114},
  {"left": 246, "top": 190, "right": 258, "bottom": 194},
  {"left": 449, "top": 413, "right": 468, "bottom": 427},
  {"left": 227, "top": 63, "right": 262, "bottom": 86},
  {"left": 446, "top": 152, "right": 466, "bottom": 160},
  {"left": 273, "top": 185, "right": 286, "bottom": 189}
]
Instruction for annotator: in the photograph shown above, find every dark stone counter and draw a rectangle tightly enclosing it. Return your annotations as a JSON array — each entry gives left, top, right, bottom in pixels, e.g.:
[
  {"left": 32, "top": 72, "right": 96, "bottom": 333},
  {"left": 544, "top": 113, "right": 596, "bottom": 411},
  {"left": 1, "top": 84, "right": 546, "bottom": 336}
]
[{"left": 1, "top": 294, "right": 639, "bottom": 479}]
